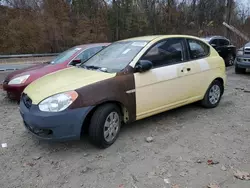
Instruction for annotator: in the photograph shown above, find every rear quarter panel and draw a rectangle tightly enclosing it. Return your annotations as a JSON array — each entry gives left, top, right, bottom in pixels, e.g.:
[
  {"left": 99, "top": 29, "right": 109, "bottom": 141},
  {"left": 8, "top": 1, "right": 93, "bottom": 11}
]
[{"left": 199, "top": 48, "right": 226, "bottom": 98}]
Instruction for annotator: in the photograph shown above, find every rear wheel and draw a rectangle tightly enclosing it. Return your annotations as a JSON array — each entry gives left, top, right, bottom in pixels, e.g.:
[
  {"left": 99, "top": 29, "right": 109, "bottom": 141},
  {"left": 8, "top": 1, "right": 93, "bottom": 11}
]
[
  {"left": 235, "top": 64, "right": 246, "bottom": 74},
  {"left": 201, "top": 80, "right": 223, "bottom": 108},
  {"left": 88, "top": 104, "right": 121, "bottom": 148}
]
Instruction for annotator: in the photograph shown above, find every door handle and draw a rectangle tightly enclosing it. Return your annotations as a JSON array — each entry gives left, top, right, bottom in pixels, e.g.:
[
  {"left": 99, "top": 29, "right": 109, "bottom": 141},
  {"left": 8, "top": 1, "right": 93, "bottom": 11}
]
[{"left": 187, "top": 68, "right": 191, "bottom": 71}]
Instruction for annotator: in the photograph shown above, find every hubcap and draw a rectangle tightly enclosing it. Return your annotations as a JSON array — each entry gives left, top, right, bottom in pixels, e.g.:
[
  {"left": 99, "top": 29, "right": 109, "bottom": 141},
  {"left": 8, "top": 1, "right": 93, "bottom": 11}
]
[
  {"left": 103, "top": 112, "right": 120, "bottom": 142},
  {"left": 209, "top": 85, "right": 221, "bottom": 105}
]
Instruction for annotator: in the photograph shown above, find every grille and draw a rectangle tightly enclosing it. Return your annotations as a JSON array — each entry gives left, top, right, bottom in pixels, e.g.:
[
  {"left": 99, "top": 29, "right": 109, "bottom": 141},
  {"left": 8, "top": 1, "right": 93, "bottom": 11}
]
[
  {"left": 22, "top": 93, "right": 32, "bottom": 109},
  {"left": 242, "top": 58, "right": 250, "bottom": 62},
  {"left": 244, "top": 48, "right": 250, "bottom": 55}
]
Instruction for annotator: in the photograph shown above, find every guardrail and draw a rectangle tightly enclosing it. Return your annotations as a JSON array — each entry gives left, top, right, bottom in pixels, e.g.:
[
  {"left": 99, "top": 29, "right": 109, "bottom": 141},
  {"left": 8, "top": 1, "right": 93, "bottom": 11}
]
[
  {"left": 0, "top": 53, "right": 59, "bottom": 59},
  {"left": 0, "top": 53, "right": 58, "bottom": 65}
]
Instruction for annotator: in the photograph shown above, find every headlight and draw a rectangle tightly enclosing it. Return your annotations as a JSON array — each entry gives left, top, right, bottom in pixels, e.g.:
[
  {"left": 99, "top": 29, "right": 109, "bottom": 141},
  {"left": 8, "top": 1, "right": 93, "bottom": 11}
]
[
  {"left": 237, "top": 50, "right": 243, "bottom": 56},
  {"left": 8, "top": 75, "right": 30, "bottom": 85},
  {"left": 38, "top": 91, "right": 78, "bottom": 112}
]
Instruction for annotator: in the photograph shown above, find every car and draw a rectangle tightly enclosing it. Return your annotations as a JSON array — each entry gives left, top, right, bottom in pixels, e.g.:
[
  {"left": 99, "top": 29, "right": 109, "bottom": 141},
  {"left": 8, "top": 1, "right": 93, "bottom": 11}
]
[
  {"left": 201, "top": 36, "right": 236, "bottom": 66},
  {"left": 2, "top": 43, "right": 110, "bottom": 100},
  {"left": 234, "top": 42, "right": 250, "bottom": 74},
  {"left": 19, "top": 35, "right": 226, "bottom": 148}
]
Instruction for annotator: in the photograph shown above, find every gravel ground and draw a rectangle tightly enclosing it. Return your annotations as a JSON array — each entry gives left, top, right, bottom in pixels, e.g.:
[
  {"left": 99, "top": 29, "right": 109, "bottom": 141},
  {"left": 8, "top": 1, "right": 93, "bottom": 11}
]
[{"left": 0, "top": 67, "right": 250, "bottom": 188}]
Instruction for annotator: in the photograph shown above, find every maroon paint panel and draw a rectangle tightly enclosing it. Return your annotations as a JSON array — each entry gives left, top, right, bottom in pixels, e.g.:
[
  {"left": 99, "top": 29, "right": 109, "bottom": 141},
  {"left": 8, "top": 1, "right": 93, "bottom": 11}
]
[{"left": 71, "top": 66, "right": 136, "bottom": 122}]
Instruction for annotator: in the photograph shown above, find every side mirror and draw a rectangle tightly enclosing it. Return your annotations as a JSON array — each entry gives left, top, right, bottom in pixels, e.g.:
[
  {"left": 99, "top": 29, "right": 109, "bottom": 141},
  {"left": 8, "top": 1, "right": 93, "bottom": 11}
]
[
  {"left": 135, "top": 60, "right": 153, "bottom": 73},
  {"left": 71, "top": 59, "right": 81, "bottom": 66}
]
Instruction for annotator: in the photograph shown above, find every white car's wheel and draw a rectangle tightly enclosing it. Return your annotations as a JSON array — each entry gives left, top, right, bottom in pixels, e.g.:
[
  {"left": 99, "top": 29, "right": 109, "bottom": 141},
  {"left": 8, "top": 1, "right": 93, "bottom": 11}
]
[{"left": 201, "top": 80, "right": 223, "bottom": 108}]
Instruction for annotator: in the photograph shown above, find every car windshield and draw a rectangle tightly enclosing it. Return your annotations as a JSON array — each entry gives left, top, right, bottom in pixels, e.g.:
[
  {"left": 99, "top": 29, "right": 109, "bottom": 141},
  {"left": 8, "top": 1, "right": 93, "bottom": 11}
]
[
  {"left": 50, "top": 47, "right": 82, "bottom": 65},
  {"left": 81, "top": 41, "right": 148, "bottom": 72}
]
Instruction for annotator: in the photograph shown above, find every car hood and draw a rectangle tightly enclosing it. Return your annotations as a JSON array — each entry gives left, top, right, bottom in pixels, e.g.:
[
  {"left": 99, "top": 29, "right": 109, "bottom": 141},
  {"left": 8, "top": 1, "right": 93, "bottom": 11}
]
[
  {"left": 244, "top": 42, "right": 250, "bottom": 48},
  {"left": 24, "top": 67, "right": 116, "bottom": 104},
  {"left": 5, "top": 63, "right": 69, "bottom": 85},
  {"left": 4, "top": 63, "right": 48, "bottom": 81}
]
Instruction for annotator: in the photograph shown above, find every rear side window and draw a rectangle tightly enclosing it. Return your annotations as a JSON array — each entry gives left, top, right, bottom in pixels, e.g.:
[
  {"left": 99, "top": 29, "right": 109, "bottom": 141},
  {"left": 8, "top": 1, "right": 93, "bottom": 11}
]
[
  {"left": 187, "top": 39, "right": 210, "bottom": 60},
  {"left": 218, "top": 39, "right": 229, "bottom": 46},
  {"left": 210, "top": 39, "right": 218, "bottom": 46}
]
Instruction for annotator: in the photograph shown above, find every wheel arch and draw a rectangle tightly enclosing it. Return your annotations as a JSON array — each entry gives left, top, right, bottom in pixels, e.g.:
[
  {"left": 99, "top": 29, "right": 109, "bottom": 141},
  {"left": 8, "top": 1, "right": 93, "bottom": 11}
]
[
  {"left": 206, "top": 77, "right": 224, "bottom": 96},
  {"left": 202, "top": 77, "right": 225, "bottom": 100},
  {"left": 80, "top": 100, "right": 130, "bottom": 135},
  {"left": 214, "top": 77, "right": 224, "bottom": 94}
]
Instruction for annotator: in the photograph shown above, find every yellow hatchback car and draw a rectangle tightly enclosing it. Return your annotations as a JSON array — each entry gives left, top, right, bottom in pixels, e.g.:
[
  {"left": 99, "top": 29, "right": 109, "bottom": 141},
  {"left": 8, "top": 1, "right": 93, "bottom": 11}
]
[{"left": 20, "top": 35, "right": 226, "bottom": 148}]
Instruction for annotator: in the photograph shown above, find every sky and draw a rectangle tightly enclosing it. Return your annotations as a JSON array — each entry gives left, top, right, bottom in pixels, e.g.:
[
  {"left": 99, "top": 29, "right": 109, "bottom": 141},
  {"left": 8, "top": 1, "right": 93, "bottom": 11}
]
[{"left": 237, "top": 0, "right": 250, "bottom": 17}]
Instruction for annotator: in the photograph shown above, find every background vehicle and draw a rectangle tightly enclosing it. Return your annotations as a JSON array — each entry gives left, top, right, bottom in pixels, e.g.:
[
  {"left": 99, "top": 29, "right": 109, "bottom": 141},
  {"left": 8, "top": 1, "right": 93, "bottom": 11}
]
[
  {"left": 20, "top": 35, "right": 226, "bottom": 148},
  {"left": 234, "top": 42, "right": 250, "bottom": 74},
  {"left": 3, "top": 43, "right": 110, "bottom": 100},
  {"left": 201, "top": 36, "right": 236, "bottom": 66}
]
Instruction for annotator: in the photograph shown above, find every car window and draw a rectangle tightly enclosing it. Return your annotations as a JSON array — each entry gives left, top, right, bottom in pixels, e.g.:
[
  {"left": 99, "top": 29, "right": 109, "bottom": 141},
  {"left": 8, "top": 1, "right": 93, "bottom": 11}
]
[
  {"left": 188, "top": 39, "right": 210, "bottom": 59},
  {"left": 210, "top": 39, "right": 218, "bottom": 46},
  {"left": 50, "top": 47, "right": 82, "bottom": 65},
  {"left": 218, "top": 39, "right": 229, "bottom": 46},
  {"left": 141, "top": 38, "right": 186, "bottom": 68},
  {"left": 76, "top": 46, "right": 103, "bottom": 62}
]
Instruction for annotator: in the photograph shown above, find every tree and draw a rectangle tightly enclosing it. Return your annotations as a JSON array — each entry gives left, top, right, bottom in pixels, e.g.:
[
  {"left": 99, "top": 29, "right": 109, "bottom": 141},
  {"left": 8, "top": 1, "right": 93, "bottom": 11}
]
[{"left": 0, "top": 0, "right": 248, "bottom": 54}]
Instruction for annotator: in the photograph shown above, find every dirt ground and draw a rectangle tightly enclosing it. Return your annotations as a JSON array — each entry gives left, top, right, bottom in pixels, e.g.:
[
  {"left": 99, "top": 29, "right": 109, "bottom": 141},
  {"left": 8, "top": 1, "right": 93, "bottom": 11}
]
[{"left": 0, "top": 67, "right": 250, "bottom": 188}]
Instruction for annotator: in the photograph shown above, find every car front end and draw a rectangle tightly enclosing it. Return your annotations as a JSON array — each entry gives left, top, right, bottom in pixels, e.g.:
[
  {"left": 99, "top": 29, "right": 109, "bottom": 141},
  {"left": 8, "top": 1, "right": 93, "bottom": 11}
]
[
  {"left": 19, "top": 92, "right": 94, "bottom": 141},
  {"left": 3, "top": 74, "right": 31, "bottom": 100},
  {"left": 235, "top": 44, "right": 250, "bottom": 69},
  {"left": 19, "top": 66, "right": 116, "bottom": 141}
]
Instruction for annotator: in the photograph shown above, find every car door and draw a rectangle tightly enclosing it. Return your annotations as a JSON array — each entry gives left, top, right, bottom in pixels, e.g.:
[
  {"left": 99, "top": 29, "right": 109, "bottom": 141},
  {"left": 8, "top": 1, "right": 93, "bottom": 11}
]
[{"left": 134, "top": 38, "right": 197, "bottom": 120}]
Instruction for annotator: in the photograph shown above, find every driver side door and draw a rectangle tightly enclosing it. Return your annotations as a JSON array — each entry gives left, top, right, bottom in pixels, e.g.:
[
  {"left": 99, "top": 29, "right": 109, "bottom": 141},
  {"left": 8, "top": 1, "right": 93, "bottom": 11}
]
[{"left": 134, "top": 38, "right": 191, "bottom": 120}]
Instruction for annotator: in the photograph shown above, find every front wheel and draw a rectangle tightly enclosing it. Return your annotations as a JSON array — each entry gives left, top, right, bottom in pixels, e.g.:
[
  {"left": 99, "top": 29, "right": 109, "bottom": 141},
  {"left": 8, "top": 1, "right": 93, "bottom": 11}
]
[
  {"left": 88, "top": 104, "right": 121, "bottom": 148},
  {"left": 201, "top": 80, "right": 223, "bottom": 108}
]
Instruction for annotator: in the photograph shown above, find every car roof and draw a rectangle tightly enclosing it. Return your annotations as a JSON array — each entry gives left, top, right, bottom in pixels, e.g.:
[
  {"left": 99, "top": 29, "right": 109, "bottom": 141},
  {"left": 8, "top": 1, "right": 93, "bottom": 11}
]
[
  {"left": 74, "top": 43, "right": 111, "bottom": 49},
  {"left": 120, "top": 35, "right": 208, "bottom": 42},
  {"left": 121, "top": 35, "right": 165, "bottom": 42},
  {"left": 201, "top": 35, "right": 229, "bottom": 41}
]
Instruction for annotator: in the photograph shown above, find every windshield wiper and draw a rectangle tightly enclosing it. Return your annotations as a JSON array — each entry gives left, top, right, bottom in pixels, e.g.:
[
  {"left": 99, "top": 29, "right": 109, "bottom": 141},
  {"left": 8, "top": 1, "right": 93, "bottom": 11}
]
[
  {"left": 84, "top": 65, "right": 101, "bottom": 69},
  {"left": 81, "top": 65, "right": 108, "bottom": 72}
]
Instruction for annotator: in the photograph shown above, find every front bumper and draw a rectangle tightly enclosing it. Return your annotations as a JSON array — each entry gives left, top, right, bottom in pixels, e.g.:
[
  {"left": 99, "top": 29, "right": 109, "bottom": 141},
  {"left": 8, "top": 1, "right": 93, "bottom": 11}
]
[
  {"left": 19, "top": 99, "right": 94, "bottom": 141},
  {"left": 235, "top": 57, "right": 250, "bottom": 68},
  {"left": 2, "top": 83, "right": 26, "bottom": 100}
]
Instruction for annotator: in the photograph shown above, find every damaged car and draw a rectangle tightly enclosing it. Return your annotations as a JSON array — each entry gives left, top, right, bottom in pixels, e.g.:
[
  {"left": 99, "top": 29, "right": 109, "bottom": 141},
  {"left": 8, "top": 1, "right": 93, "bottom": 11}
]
[{"left": 19, "top": 35, "right": 226, "bottom": 148}]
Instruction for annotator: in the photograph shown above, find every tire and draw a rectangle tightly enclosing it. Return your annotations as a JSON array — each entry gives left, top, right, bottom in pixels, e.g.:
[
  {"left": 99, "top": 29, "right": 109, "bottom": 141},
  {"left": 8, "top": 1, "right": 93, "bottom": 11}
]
[
  {"left": 225, "top": 53, "right": 235, "bottom": 66},
  {"left": 88, "top": 104, "right": 121, "bottom": 148},
  {"left": 201, "top": 80, "right": 223, "bottom": 108},
  {"left": 235, "top": 64, "right": 246, "bottom": 74}
]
